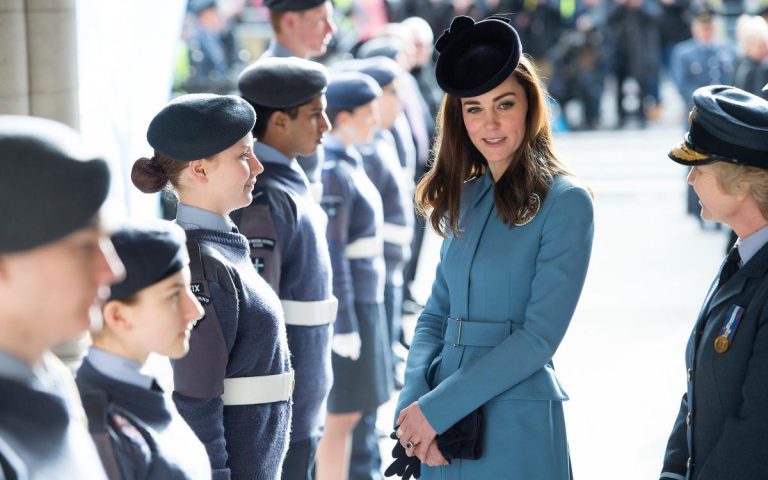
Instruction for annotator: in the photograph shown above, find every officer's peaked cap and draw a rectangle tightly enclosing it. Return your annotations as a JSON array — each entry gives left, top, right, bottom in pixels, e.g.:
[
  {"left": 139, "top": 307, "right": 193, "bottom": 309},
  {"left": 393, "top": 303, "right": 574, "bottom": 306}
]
[{"left": 669, "top": 85, "right": 768, "bottom": 169}]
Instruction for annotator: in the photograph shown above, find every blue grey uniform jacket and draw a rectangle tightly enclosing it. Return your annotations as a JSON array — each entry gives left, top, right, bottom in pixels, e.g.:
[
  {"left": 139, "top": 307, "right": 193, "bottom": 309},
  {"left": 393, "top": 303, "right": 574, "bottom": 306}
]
[
  {"left": 260, "top": 41, "right": 324, "bottom": 191},
  {"left": 172, "top": 228, "right": 291, "bottom": 480},
  {"left": 358, "top": 129, "right": 413, "bottom": 287},
  {"left": 76, "top": 358, "right": 211, "bottom": 480},
  {"left": 321, "top": 138, "right": 385, "bottom": 334},
  {"left": 396, "top": 173, "right": 594, "bottom": 479},
  {"left": 661, "top": 242, "right": 768, "bottom": 480},
  {"left": 230, "top": 143, "right": 334, "bottom": 443},
  {"left": 0, "top": 352, "right": 107, "bottom": 480},
  {"left": 670, "top": 40, "right": 735, "bottom": 114}
]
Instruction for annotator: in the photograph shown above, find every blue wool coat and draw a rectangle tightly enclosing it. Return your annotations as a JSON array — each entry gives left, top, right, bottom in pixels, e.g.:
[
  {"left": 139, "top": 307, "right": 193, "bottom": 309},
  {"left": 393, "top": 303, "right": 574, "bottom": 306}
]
[
  {"left": 395, "top": 172, "right": 594, "bottom": 480},
  {"left": 661, "top": 242, "right": 768, "bottom": 480}
]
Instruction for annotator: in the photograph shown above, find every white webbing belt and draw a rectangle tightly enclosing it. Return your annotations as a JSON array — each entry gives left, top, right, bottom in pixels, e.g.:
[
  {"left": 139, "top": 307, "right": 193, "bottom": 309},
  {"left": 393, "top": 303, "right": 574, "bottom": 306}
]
[
  {"left": 282, "top": 297, "right": 338, "bottom": 326},
  {"left": 221, "top": 370, "right": 295, "bottom": 406},
  {"left": 382, "top": 222, "right": 413, "bottom": 246},
  {"left": 346, "top": 235, "right": 383, "bottom": 259}
]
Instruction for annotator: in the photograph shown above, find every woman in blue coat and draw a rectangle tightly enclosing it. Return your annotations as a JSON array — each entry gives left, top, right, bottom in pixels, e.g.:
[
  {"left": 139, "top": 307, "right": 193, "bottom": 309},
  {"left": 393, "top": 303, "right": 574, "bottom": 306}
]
[{"left": 393, "top": 16, "right": 594, "bottom": 479}]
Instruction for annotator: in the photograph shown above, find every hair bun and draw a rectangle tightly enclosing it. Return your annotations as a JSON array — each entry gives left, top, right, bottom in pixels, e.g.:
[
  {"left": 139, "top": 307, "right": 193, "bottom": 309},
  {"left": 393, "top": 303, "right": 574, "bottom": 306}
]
[{"left": 131, "top": 156, "right": 168, "bottom": 193}]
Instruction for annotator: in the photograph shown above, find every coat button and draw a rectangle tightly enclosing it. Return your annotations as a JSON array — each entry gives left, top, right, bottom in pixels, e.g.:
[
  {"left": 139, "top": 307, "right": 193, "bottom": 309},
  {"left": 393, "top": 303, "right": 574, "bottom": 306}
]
[
  {"left": 686, "top": 413, "right": 692, "bottom": 426},
  {"left": 687, "top": 457, "right": 694, "bottom": 470},
  {"left": 687, "top": 368, "right": 693, "bottom": 382}
]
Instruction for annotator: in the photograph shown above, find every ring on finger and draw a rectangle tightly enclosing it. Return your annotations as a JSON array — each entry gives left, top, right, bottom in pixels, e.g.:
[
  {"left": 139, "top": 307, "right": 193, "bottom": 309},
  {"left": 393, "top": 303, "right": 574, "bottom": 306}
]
[{"left": 405, "top": 441, "right": 415, "bottom": 449}]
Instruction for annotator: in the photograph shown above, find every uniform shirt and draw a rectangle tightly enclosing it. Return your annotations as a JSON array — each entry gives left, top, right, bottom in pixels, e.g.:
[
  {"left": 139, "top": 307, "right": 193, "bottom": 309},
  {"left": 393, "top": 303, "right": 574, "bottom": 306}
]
[
  {"left": 358, "top": 129, "right": 413, "bottom": 287},
  {"left": 176, "top": 204, "right": 235, "bottom": 232},
  {"left": 735, "top": 224, "right": 768, "bottom": 266},
  {"left": 76, "top": 349, "right": 211, "bottom": 480},
  {"left": 171, "top": 223, "right": 291, "bottom": 480},
  {"left": 321, "top": 135, "right": 385, "bottom": 334},
  {"left": 230, "top": 142, "right": 334, "bottom": 443},
  {"left": 0, "top": 350, "right": 107, "bottom": 480}
]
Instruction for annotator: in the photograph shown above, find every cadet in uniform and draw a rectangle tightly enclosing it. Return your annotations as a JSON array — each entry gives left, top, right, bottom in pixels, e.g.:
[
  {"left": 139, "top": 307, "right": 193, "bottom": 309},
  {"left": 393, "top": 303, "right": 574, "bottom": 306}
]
[
  {"left": 131, "top": 94, "right": 292, "bottom": 480},
  {"left": 660, "top": 85, "right": 768, "bottom": 480},
  {"left": 261, "top": 0, "right": 337, "bottom": 201},
  {"left": 76, "top": 220, "right": 211, "bottom": 479},
  {"left": 233, "top": 56, "right": 337, "bottom": 480},
  {"left": 315, "top": 72, "right": 393, "bottom": 480},
  {"left": 0, "top": 115, "right": 124, "bottom": 479}
]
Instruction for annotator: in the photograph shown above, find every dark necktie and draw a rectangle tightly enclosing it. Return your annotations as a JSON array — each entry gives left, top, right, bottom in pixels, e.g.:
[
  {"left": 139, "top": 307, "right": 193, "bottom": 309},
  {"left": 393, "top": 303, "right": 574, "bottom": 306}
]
[{"left": 718, "top": 246, "right": 741, "bottom": 289}]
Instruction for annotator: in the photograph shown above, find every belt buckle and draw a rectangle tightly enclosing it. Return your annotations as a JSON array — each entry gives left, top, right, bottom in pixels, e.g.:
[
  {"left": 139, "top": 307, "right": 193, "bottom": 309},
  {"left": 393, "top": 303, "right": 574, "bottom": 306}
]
[{"left": 453, "top": 317, "right": 463, "bottom": 347}]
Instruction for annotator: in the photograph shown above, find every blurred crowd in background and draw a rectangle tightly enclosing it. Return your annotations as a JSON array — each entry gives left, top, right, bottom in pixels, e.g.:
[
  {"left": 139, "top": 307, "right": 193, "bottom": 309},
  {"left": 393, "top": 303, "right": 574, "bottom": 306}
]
[{"left": 175, "top": 0, "right": 768, "bottom": 132}]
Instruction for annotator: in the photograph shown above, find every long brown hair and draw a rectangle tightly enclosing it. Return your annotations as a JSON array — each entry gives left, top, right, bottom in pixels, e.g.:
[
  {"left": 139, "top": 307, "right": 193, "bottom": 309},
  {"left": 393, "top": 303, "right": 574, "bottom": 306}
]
[{"left": 416, "top": 55, "right": 577, "bottom": 237}]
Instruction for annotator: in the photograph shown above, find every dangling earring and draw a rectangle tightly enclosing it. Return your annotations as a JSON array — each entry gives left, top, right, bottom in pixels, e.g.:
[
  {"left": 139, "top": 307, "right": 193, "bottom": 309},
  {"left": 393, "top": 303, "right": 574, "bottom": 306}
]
[{"left": 514, "top": 193, "right": 540, "bottom": 226}]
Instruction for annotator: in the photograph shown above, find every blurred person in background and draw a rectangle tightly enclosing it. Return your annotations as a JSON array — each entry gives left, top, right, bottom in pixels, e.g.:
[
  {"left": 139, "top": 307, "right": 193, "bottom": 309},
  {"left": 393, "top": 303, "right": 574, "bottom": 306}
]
[
  {"left": 0, "top": 116, "right": 124, "bottom": 479},
  {"left": 132, "top": 94, "right": 292, "bottom": 479},
  {"left": 234, "top": 57, "right": 337, "bottom": 480},
  {"left": 733, "top": 14, "right": 768, "bottom": 98},
  {"left": 76, "top": 221, "right": 210, "bottom": 480},
  {"left": 185, "top": 0, "right": 241, "bottom": 93},
  {"left": 316, "top": 72, "right": 393, "bottom": 480},
  {"left": 394, "top": 16, "right": 593, "bottom": 479},
  {"left": 661, "top": 84, "right": 768, "bottom": 480}
]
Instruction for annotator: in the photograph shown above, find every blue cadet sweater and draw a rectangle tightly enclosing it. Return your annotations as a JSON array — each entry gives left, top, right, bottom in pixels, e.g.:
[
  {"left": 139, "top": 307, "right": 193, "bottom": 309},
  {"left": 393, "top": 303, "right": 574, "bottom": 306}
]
[
  {"left": 171, "top": 227, "right": 292, "bottom": 480},
  {"left": 358, "top": 129, "right": 414, "bottom": 287},
  {"left": 0, "top": 351, "right": 107, "bottom": 480},
  {"left": 321, "top": 136, "right": 385, "bottom": 334},
  {"left": 76, "top": 354, "right": 211, "bottom": 480},
  {"left": 231, "top": 143, "right": 334, "bottom": 443}
]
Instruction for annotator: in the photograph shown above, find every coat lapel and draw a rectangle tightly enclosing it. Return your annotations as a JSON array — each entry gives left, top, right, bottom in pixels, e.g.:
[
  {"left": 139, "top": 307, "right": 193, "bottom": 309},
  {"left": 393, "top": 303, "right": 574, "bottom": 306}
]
[
  {"left": 452, "top": 173, "right": 495, "bottom": 317},
  {"left": 706, "top": 241, "right": 768, "bottom": 317}
]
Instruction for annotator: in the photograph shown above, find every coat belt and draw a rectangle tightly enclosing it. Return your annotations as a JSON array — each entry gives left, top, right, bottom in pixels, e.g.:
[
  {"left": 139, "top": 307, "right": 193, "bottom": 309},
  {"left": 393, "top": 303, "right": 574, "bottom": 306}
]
[
  {"left": 281, "top": 298, "right": 338, "bottom": 326},
  {"left": 443, "top": 317, "right": 517, "bottom": 347}
]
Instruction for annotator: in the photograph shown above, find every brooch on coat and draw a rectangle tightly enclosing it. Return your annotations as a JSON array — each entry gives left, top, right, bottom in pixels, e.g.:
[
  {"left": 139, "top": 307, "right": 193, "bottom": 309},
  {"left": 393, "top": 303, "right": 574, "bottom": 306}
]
[
  {"left": 514, "top": 193, "right": 541, "bottom": 226},
  {"left": 714, "top": 304, "right": 745, "bottom": 353}
]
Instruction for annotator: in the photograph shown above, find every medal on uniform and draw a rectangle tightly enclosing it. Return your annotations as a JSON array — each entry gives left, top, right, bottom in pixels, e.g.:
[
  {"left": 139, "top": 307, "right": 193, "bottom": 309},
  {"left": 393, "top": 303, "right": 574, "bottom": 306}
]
[{"left": 714, "top": 304, "right": 745, "bottom": 354}]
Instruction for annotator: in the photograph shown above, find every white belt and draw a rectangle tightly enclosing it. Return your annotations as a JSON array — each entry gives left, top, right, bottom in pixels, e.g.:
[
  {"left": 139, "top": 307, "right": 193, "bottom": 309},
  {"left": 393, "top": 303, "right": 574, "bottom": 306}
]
[
  {"left": 221, "top": 370, "right": 294, "bottom": 406},
  {"left": 281, "top": 298, "right": 338, "bottom": 326},
  {"left": 382, "top": 222, "right": 413, "bottom": 246},
  {"left": 346, "top": 235, "right": 383, "bottom": 259},
  {"left": 310, "top": 182, "right": 323, "bottom": 204}
]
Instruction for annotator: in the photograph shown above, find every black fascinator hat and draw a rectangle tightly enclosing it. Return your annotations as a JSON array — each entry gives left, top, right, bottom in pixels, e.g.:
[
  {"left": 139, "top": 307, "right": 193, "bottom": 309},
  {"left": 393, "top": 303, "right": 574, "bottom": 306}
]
[{"left": 434, "top": 15, "right": 522, "bottom": 98}]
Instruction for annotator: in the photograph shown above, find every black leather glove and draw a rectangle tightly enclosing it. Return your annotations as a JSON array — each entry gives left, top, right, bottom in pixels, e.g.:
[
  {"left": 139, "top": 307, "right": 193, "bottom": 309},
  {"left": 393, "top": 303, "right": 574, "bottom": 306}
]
[
  {"left": 384, "top": 430, "right": 421, "bottom": 479},
  {"left": 436, "top": 407, "right": 484, "bottom": 462}
]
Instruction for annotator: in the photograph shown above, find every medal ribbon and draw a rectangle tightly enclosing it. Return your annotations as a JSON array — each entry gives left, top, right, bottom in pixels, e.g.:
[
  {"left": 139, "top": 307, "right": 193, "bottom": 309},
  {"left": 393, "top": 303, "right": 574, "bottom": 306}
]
[{"left": 719, "top": 305, "right": 745, "bottom": 345}]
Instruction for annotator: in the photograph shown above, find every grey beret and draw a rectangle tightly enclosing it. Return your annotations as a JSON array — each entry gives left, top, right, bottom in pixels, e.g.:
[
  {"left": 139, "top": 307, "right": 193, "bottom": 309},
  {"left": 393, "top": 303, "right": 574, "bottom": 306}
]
[
  {"left": 356, "top": 37, "right": 404, "bottom": 61},
  {"left": 338, "top": 56, "right": 402, "bottom": 87},
  {"left": 0, "top": 115, "right": 110, "bottom": 253},
  {"left": 238, "top": 57, "right": 329, "bottom": 108},
  {"left": 326, "top": 71, "right": 382, "bottom": 111},
  {"left": 669, "top": 85, "right": 768, "bottom": 169},
  {"left": 147, "top": 94, "right": 256, "bottom": 162},
  {"left": 109, "top": 219, "right": 189, "bottom": 301},
  {"left": 263, "top": 0, "right": 325, "bottom": 12}
]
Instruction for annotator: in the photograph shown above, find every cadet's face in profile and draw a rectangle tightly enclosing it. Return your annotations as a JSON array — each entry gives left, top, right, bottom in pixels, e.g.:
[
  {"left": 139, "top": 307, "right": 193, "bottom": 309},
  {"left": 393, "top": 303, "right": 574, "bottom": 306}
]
[
  {"left": 204, "top": 134, "right": 264, "bottom": 214},
  {"left": 287, "top": 95, "right": 331, "bottom": 157},
  {"left": 348, "top": 100, "right": 380, "bottom": 144},
  {"left": 0, "top": 223, "right": 123, "bottom": 358},
  {"left": 688, "top": 165, "right": 741, "bottom": 225},
  {"left": 378, "top": 82, "right": 402, "bottom": 130},
  {"left": 461, "top": 75, "right": 529, "bottom": 179},
  {"left": 122, "top": 267, "right": 203, "bottom": 360},
  {"left": 297, "top": 2, "right": 336, "bottom": 57}
]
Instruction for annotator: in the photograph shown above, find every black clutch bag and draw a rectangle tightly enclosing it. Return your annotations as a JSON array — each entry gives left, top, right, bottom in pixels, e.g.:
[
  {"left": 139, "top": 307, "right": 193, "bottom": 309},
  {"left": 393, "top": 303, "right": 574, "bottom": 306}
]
[{"left": 436, "top": 407, "right": 484, "bottom": 462}]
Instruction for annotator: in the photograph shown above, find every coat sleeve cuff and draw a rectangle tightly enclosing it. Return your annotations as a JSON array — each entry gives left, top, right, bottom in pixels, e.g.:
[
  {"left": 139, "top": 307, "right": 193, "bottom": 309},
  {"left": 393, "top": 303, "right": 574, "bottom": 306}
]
[{"left": 660, "top": 473, "right": 686, "bottom": 480}]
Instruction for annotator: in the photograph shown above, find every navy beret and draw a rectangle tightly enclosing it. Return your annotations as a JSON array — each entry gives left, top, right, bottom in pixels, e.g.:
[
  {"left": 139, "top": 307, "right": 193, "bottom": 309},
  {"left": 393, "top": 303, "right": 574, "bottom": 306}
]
[
  {"left": 147, "top": 94, "right": 256, "bottom": 161},
  {"left": 238, "top": 57, "right": 329, "bottom": 108},
  {"left": 434, "top": 16, "right": 522, "bottom": 98},
  {"left": 338, "top": 57, "right": 402, "bottom": 87},
  {"left": 109, "top": 219, "right": 189, "bottom": 301},
  {"left": 326, "top": 71, "right": 382, "bottom": 111},
  {"left": 263, "top": 0, "right": 325, "bottom": 12},
  {"left": 669, "top": 85, "right": 768, "bottom": 169},
  {"left": 0, "top": 116, "right": 110, "bottom": 253}
]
